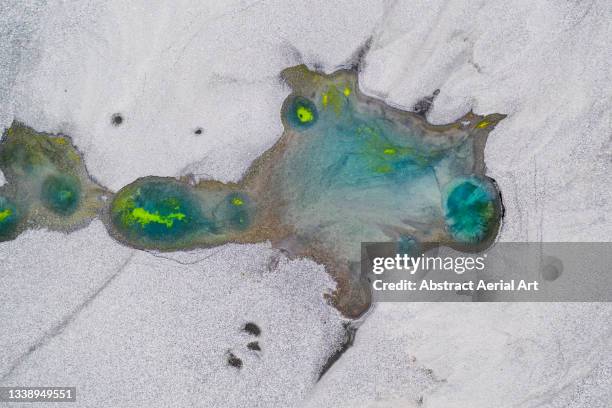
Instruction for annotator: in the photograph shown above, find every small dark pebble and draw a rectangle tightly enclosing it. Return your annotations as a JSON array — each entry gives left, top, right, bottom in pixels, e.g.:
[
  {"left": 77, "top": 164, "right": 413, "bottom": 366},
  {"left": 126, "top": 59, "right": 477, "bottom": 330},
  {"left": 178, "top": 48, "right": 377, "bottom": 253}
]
[
  {"left": 247, "top": 341, "right": 261, "bottom": 351},
  {"left": 243, "top": 322, "right": 261, "bottom": 337},
  {"left": 194, "top": 127, "right": 203, "bottom": 135},
  {"left": 227, "top": 352, "right": 242, "bottom": 369},
  {"left": 111, "top": 113, "right": 123, "bottom": 126}
]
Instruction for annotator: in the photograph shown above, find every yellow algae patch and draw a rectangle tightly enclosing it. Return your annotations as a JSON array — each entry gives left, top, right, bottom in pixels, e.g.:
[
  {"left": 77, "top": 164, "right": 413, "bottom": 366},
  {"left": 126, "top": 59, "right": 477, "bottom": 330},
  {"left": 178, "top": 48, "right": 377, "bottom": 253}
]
[
  {"left": 476, "top": 120, "right": 490, "bottom": 129},
  {"left": 321, "top": 85, "right": 347, "bottom": 115},
  {"left": 383, "top": 148, "right": 396, "bottom": 155},
  {"left": 296, "top": 106, "right": 315, "bottom": 123},
  {"left": 231, "top": 197, "right": 244, "bottom": 206},
  {"left": 0, "top": 208, "right": 12, "bottom": 222},
  {"left": 130, "top": 207, "right": 186, "bottom": 228}
]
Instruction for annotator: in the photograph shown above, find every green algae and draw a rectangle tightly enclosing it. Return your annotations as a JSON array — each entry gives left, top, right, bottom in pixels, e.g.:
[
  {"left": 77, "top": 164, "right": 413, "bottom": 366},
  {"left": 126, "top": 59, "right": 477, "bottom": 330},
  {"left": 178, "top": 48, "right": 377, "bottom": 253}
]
[{"left": 0, "top": 196, "right": 20, "bottom": 240}]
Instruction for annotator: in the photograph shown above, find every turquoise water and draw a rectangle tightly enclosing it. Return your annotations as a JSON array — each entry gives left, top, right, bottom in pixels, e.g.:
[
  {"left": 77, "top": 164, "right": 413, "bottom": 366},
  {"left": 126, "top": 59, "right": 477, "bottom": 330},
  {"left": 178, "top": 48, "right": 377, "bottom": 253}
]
[
  {"left": 276, "top": 79, "right": 501, "bottom": 258},
  {"left": 41, "top": 174, "right": 81, "bottom": 215},
  {"left": 111, "top": 179, "right": 208, "bottom": 245},
  {"left": 0, "top": 124, "right": 108, "bottom": 239},
  {"left": 444, "top": 177, "right": 498, "bottom": 243},
  {"left": 0, "top": 66, "right": 504, "bottom": 315},
  {"left": 217, "top": 192, "right": 252, "bottom": 231},
  {"left": 109, "top": 177, "right": 256, "bottom": 249}
]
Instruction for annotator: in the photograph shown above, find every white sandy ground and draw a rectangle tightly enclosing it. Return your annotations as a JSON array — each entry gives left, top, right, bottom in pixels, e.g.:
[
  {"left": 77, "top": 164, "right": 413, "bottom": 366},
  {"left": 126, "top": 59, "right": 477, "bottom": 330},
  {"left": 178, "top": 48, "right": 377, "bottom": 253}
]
[
  {"left": 0, "top": 223, "right": 346, "bottom": 408},
  {"left": 3, "top": 0, "right": 384, "bottom": 191},
  {"left": 305, "top": 303, "right": 612, "bottom": 408},
  {"left": 0, "top": 222, "right": 133, "bottom": 378},
  {"left": 0, "top": 0, "right": 611, "bottom": 407}
]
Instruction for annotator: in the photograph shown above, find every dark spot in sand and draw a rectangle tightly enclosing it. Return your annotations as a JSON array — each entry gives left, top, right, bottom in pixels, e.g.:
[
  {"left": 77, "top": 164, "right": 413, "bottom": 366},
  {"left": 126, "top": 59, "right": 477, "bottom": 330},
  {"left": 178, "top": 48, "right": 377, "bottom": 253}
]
[
  {"left": 227, "top": 352, "right": 243, "bottom": 369},
  {"left": 247, "top": 341, "right": 261, "bottom": 351},
  {"left": 243, "top": 322, "right": 261, "bottom": 337},
  {"left": 111, "top": 113, "right": 123, "bottom": 126},
  {"left": 194, "top": 127, "right": 203, "bottom": 135}
]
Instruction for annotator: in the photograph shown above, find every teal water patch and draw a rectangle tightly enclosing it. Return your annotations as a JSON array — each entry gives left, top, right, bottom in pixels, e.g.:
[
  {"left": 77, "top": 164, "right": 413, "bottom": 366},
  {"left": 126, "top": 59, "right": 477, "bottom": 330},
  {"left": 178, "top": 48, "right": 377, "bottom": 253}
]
[
  {"left": 109, "top": 178, "right": 257, "bottom": 249},
  {"left": 111, "top": 179, "right": 209, "bottom": 245},
  {"left": 274, "top": 67, "right": 502, "bottom": 264},
  {"left": 444, "top": 177, "right": 499, "bottom": 244},
  {"left": 279, "top": 96, "right": 443, "bottom": 253},
  {"left": 41, "top": 174, "right": 81, "bottom": 215},
  {"left": 0, "top": 123, "right": 107, "bottom": 238},
  {"left": 217, "top": 192, "right": 252, "bottom": 231},
  {"left": 0, "top": 66, "right": 504, "bottom": 317},
  {"left": 284, "top": 98, "right": 439, "bottom": 191},
  {"left": 245, "top": 66, "right": 505, "bottom": 317}
]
